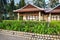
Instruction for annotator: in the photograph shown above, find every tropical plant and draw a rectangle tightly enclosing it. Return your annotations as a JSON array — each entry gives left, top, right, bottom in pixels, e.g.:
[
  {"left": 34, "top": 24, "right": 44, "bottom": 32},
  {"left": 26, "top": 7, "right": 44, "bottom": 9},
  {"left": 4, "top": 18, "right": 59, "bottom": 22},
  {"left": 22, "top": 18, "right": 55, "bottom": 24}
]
[{"left": 0, "top": 20, "right": 60, "bottom": 35}]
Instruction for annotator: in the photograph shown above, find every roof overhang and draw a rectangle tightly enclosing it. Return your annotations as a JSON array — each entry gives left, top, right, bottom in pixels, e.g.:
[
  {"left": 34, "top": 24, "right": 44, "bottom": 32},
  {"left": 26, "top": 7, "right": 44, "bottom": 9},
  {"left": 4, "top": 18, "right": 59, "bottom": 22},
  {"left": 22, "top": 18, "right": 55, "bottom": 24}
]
[{"left": 13, "top": 4, "right": 44, "bottom": 13}]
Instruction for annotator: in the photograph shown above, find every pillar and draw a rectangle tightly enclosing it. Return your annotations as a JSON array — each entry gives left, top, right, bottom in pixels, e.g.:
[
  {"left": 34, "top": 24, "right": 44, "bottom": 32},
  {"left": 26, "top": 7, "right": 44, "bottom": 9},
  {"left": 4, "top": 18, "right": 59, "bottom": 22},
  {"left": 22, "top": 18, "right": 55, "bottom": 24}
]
[
  {"left": 39, "top": 12, "right": 41, "bottom": 21},
  {"left": 48, "top": 13, "right": 51, "bottom": 22},
  {"left": 17, "top": 13, "right": 19, "bottom": 20},
  {"left": 23, "top": 15, "right": 26, "bottom": 20}
]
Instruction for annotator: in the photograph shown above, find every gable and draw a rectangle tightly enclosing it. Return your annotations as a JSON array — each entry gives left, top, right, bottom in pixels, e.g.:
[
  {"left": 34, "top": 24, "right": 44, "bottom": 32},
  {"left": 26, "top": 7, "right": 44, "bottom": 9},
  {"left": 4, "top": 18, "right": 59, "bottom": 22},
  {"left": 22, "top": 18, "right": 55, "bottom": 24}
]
[{"left": 23, "top": 4, "right": 36, "bottom": 9}]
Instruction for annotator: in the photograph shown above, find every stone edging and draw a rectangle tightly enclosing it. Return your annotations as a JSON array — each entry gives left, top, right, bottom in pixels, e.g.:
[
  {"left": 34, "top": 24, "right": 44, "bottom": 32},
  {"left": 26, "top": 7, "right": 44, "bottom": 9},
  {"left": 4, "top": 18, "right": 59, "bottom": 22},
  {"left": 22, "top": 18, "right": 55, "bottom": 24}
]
[{"left": 0, "top": 29, "right": 60, "bottom": 40}]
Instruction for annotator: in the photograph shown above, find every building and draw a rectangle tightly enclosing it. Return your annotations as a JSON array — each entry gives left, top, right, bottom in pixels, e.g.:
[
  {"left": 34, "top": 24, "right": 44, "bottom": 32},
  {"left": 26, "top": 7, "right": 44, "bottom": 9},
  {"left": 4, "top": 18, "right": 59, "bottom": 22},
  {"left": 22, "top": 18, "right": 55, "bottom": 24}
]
[
  {"left": 46, "top": 4, "right": 60, "bottom": 21},
  {"left": 13, "top": 4, "right": 60, "bottom": 21}
]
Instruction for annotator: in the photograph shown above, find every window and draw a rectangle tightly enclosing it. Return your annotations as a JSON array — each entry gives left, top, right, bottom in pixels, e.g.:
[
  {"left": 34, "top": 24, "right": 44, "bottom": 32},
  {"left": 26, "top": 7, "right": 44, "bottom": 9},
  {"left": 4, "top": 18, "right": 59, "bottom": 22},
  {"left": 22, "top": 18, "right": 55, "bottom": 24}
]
[
  {"left": 26, "top": 15, "right": 39, "bottom": 21},
  {"left": 35, "top": 16, "right": 39, "bottom": 20},
  {"left": 30, "top": 16, "right": 33, "bottom": 20},
  {"left": 57, "top": 16, "right": 59, "bottom": 20},
  {"left": 51, "top": 15, "right": 60, "bottom": 20}
]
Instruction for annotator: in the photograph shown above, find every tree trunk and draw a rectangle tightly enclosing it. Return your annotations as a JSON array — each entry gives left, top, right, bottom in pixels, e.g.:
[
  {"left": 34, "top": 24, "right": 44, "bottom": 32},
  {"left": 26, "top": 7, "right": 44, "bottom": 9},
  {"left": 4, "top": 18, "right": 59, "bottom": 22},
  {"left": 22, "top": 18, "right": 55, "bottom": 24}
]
[{"left": 0, "top": 12, "right": 2, "bottom": 22}]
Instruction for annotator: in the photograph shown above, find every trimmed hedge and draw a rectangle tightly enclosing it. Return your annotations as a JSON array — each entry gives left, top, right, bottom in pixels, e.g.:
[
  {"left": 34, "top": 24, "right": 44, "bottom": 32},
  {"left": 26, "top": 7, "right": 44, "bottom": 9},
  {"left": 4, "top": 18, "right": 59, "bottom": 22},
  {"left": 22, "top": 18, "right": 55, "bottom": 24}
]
[{"left": 0, "top": 20, "right": 60, "bottom": 35}]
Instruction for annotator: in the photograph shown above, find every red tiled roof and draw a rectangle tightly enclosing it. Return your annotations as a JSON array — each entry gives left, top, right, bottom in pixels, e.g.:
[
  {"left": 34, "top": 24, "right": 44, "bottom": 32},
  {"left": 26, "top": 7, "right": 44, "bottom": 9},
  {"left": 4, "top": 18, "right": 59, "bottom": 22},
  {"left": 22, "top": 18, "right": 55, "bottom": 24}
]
[
  {"left": 14, "top": 8, "right": 42, "bottom": 12},
  {"left": 46, "top": 4, "right": 60, "bottom": 13},
  {"left": 13, "top": 4, "right": 44, "bottom": 13},
  {"left": 13, "top": 4, "right": 60, "bottom": 13},
  {"left": 50, "top": 9, "right": 60, "bottom": 13}
]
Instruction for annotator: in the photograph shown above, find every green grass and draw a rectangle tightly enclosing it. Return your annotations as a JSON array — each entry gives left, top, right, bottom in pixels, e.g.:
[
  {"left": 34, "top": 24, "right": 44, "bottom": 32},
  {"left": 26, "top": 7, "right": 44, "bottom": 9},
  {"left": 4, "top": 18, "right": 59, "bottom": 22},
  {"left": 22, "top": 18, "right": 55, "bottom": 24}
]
[{"left": 0, "top": 20, "right": 60, "bottom": 35}]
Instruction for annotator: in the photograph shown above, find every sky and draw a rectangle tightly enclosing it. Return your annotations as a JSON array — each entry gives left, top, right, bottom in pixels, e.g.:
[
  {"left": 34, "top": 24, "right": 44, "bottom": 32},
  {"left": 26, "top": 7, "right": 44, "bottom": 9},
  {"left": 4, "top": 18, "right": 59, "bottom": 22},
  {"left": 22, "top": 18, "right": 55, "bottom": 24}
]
[
  {"left": 45, "top": 0, "right": 49, "bottom": 4},
  {"left": 14, "top": 0, "right": 20, "bottom": 4},
  {"left": 14, "top": 0, "right": 49, "bottom": 4},
  {"left": 14, "top": 0, "right": 33, "bottom": 4}
]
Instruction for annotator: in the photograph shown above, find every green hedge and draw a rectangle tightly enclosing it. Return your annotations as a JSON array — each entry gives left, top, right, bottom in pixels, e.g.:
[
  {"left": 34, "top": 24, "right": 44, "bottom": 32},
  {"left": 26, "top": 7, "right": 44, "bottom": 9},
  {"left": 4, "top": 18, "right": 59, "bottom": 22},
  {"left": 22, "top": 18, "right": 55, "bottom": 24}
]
[{"left": 0, "top": 20, "right": 60, "bottom": 35}]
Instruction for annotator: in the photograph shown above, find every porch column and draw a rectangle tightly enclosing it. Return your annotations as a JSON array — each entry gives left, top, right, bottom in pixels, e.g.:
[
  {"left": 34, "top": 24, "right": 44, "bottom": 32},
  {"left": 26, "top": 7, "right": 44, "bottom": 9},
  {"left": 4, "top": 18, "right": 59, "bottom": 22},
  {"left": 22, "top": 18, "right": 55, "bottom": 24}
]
[
  {"left": 48, "top": 13, "right": 51, "bottom": 22},
  {"left": 39, "top": 12, "right": 41, "bottom": 21},
  {"left": 23, "top": 15, "right": 26, "bottom": 20},
  {"left": 17, "top": 13, "right": 19, "bottom": 20}
]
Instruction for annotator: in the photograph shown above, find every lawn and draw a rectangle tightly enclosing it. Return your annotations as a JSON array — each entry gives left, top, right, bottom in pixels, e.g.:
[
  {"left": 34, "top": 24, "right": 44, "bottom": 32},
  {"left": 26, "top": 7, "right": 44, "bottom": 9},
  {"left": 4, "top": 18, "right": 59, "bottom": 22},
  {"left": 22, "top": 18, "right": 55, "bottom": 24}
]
[{"left": 0, "top": 20, "right": 60, "bottom": 35}]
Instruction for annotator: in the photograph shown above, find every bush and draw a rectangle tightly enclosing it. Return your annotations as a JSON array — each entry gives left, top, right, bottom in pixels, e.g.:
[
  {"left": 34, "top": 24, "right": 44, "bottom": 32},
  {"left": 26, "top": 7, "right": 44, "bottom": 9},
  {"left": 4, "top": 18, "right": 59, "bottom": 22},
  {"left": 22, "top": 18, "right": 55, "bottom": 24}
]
[{"left": 0, "top": 20, "right": 60, "bottom": 35}]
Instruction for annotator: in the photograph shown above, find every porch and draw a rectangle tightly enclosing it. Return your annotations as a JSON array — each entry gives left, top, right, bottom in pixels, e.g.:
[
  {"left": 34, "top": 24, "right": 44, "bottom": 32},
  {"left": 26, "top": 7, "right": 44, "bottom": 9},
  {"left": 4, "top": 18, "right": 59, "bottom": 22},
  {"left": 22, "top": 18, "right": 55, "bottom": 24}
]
[{"left": 17, "top": 12, "right": 41, "bottom": 21}]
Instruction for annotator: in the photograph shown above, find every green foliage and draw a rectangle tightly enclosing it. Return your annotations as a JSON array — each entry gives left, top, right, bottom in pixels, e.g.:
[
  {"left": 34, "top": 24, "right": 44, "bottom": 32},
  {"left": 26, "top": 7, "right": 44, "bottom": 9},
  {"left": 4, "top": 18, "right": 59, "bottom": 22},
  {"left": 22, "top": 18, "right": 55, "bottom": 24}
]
[
  {"left": 0, "top": 20, "right": 60, "bottom": 35},
  {"left": 33, "top": 0, "right": 46, "bottom": 8},
  {"left": 19, "top": 0, "right": 26, "bottom": 8},
  {"left": 49, "top": 0, "right": 59, "bottom": 8},
  {"left": 0, "top": 0, "right": 7, "bottom": 20}
]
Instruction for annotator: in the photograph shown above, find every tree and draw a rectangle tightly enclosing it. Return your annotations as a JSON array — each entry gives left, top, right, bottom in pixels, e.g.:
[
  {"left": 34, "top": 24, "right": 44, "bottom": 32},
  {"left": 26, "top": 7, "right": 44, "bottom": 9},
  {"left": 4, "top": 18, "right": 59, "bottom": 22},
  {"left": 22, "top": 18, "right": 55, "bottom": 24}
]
[
  {"left": 49, "top": 0, "right": 59, "bottom": 8},
  {"left": 33, "top": 0, "right": 46, "bottom": 8},
  {"left": 9, "top": 0, "right": 16, "bottom": 20},
  {"left": 19, "top": 0, "right": 26, "bottom": 8},
  {"left": 0, "top": 0, "right": 7, "bottom": 21}
]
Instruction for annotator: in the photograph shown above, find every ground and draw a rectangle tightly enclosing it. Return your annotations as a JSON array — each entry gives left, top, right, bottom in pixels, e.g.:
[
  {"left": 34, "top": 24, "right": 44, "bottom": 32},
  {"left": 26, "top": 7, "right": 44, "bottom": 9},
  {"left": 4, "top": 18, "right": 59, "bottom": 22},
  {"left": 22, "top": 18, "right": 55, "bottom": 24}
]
[{"left": 0, "top": 34, "right": 28, "bottom": 40}]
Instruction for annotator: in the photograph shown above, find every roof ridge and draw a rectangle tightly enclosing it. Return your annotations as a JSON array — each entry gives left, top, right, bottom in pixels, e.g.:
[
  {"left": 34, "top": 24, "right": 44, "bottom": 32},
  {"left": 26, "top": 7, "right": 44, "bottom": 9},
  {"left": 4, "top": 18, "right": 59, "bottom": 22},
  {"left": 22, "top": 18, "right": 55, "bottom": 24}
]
[{"left": 13, "top": 4, "right": 44, "bottom": 12}]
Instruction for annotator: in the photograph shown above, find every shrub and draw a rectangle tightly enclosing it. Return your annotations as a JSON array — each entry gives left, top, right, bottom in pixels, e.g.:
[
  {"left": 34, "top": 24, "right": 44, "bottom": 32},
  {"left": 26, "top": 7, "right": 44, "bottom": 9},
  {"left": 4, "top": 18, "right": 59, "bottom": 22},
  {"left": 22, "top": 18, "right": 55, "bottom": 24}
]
[{"left": 0, "top": 20, "right": 60, "bottom": 35}]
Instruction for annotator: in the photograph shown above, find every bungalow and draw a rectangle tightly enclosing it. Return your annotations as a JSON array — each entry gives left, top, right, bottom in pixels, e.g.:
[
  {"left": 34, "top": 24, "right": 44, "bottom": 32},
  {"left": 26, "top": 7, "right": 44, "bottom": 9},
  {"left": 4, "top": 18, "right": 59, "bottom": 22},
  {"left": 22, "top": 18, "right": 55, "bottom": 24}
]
[
  {"left": 46, "top": 4, "right": 60, "bottom": 21},
  {"left": 13, "top": 4, "right": 60, "bottom": 21}
]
